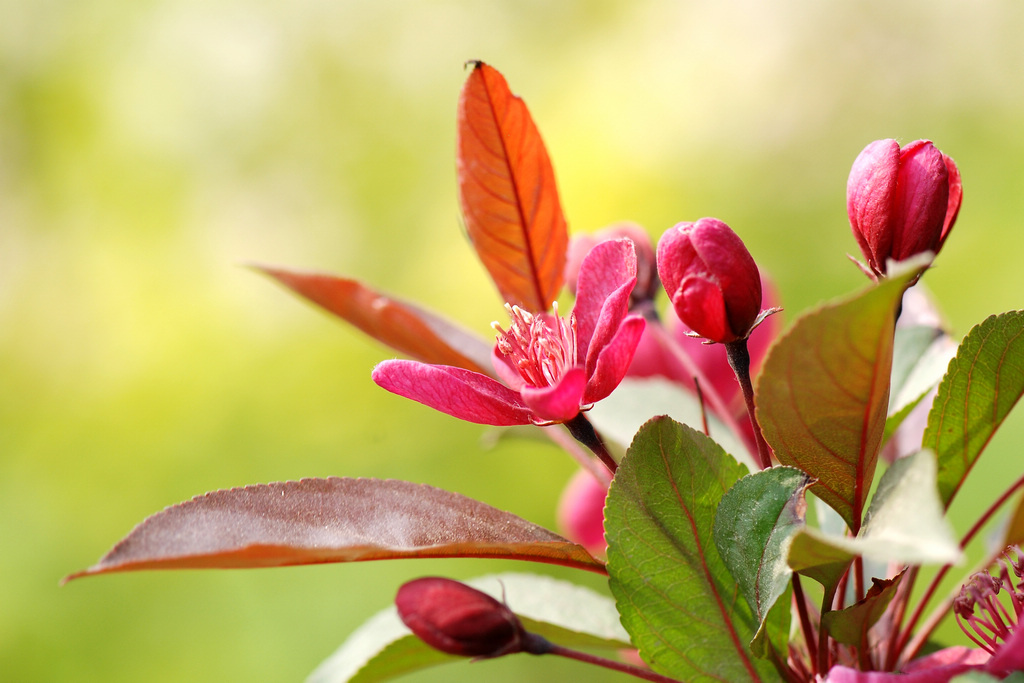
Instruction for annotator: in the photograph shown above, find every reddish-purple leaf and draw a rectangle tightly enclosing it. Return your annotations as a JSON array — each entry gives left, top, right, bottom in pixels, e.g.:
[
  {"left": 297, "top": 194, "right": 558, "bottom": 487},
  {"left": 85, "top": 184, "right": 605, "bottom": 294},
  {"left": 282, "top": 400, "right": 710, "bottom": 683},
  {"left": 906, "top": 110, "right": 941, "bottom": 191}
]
[
  {"left": 64, "top": 478, "right": 605, "bottom": 582},
  {"left": 757, "top": 265, "right": 924, "bottom": 533},
  {"left": 457, "top": 62, "right": 568, "bottom": 313},
  {"left": 256, "top": 266, "right": 493, "bottom": 375}
]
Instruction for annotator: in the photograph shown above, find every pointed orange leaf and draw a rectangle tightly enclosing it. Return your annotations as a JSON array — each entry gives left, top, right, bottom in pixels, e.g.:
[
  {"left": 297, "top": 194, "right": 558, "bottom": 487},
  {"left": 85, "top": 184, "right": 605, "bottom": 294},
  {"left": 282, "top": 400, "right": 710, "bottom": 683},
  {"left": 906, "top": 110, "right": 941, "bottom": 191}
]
[
  {"left": 256, "top": 266, "right": 493, "bottom": 375},
  {"left": 457, "top": 61, "right": 568, "bottom": 312},
  {"left": 65, "top": 478, "right": 607, "bottom": 582}
]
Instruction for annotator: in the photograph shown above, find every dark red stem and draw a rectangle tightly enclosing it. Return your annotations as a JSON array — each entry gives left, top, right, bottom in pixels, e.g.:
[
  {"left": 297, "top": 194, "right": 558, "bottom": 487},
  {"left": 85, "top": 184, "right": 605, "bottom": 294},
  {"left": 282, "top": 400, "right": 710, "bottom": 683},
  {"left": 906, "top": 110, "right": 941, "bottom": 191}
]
[
  {"left": 565, "top": 413, "right": 617, "bottom": 475},
  {"left": 545, "top": 643, "right": 684, "bottom": 682},
  {"left": 725, "top": 340, "right": 772, "bottom": 470},
  {"left": 896, "top": 469, "right": 1024, "bottom": 666}
]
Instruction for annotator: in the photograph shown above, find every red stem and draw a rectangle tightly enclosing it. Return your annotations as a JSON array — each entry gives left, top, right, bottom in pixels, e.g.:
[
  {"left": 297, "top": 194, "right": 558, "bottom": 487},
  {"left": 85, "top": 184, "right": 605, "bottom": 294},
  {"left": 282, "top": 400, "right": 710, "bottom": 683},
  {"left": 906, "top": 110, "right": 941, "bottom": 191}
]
[
  {"left": 546, "top": 644, "right": 684, "bottom": 683},
  {"left": 792, "top": 574, "right": 819, "bottom": 677},
  {"left": 725, "top": 340, "right": 773, "bottom": 470},
  {"left": 896, "top": 469, "right": 1024, "bottom": 666}
]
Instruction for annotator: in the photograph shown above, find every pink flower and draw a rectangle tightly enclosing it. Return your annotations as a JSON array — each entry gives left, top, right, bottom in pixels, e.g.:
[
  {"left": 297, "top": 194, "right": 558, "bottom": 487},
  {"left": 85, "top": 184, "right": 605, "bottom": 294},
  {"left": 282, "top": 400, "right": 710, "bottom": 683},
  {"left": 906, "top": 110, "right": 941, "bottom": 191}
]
[
  {"left": 847, "top": 139, "right": 962, "bottom": 278},
  {"left": 656, "top": 218, "right": 763, "bottom": 344},
  {"left": 372, "top": 239, "right": 645, "bottom": 426},
  {"left": 557, "top": 468, "right": 609, "bottom": 557},
  {"left": 396, "top": 577, "right": 534, "bottom": 658},
  {"left": 826, "top": 548, "right": 1024, "bottom": 682}
]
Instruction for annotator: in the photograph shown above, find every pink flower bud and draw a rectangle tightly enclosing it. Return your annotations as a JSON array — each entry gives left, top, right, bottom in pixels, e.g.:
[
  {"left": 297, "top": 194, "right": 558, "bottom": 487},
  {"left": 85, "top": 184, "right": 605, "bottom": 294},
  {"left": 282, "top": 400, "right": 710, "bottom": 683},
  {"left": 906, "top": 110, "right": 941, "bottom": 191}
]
[
  {"left": 847, "top": 139, "right": 962, "bottom": 278},
  {"left": 564, "top": 222, "right": 659, "bottom": 305},
  {"left": 395, "top": 577, "right": 533, "bottom": 658},
  {"left": 656, "top": 218, "right": 763, "bottom": 344},
  {"left": 557, "top": 468, "right": 609, "bottom": 557}
]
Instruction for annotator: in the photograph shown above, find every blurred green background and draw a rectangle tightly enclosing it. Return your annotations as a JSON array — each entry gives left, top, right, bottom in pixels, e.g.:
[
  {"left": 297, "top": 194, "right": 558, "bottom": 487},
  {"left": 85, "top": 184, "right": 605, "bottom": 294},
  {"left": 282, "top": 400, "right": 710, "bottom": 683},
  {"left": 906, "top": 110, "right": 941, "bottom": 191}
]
[{"left": 3, "top": 1, "right": 1024, "bottom": 681}]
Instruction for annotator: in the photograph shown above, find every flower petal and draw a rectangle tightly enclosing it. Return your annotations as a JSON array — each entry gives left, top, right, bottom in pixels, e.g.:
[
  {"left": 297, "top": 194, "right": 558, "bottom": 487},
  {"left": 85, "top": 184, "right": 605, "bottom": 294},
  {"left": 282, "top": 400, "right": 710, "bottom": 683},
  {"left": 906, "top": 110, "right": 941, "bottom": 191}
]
[
  {"left": 676, "top": 274, "right": 732, "bottom": 343},
  {"left": 572, "top": 238, "right": 638, "bottom": 358},
  {"left": 584, "top": 278, "right": 636, "bottom": 376},
  {"left": 583, "top": 315, "right": 645, "bottom": 404},
  {"left": 372, "top": 360, "right": 532, "bottom": 426},
  {"left": 826, "top": 647, "right": 989, "bottom": 682},
  {"left": 847, "top": 139, "right": 900, "bottom": 273},
  {"left": 939, "top": 152, "right": 962, "bottom": 249},
  {"left": 986, "top": 624, "right": 1024, "bottom": 675},
  {"left": 519, "top": 366, "right": 587, "bottom": 423},
  {"left": 893, "top": 140, "right": 950, "bottom": 261},
  {"left": 491, "top": 346, "right": 526, "bottom": 391}
]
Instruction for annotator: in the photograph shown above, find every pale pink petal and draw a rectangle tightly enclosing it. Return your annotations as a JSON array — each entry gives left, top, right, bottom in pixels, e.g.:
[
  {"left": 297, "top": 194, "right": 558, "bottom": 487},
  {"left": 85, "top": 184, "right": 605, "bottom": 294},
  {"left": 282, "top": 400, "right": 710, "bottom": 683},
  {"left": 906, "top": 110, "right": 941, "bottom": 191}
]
[
  {"left": 572, "top": 239, "right": 637, "bottom": 356},
  {"left": 584, "top": 315, "right": 645, "bottom": 404},
  {"left": 557, "top": 468, "right": 609, "bottom": 557},
  {"left": 372, "top": 360, "right": 532, "bottom": 426},
  {"left": 520, "top": 366, "right": 587, "bottom": 423}
]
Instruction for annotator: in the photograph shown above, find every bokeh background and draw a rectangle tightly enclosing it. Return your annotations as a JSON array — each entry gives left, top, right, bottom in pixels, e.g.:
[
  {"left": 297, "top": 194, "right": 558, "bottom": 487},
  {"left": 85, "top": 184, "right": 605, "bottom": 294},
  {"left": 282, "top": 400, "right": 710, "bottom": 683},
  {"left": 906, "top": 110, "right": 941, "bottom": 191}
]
[{"left": 4, "top": 1, "right": 1024, "bottom": 681}]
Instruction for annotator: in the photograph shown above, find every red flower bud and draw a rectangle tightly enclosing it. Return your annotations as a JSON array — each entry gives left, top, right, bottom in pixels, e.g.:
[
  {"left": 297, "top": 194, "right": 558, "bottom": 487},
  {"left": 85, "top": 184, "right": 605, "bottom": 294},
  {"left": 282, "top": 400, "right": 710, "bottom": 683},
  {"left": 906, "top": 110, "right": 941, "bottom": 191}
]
[
  {"left": 847, "top": 138, "right": 962, "bottom": 278},
  {"left": 656, "top": 218, "right": 763, "bottom": 344},
  {"left": 395, "top": 577, "right": 535, "bottom": 658}
]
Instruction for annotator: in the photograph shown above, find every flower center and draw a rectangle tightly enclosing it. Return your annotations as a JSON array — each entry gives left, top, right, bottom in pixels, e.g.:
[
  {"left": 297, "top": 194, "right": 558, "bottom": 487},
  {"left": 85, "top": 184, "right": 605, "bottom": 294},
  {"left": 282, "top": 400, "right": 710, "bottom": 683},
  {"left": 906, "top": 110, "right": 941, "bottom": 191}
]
[
  {"left": 492, "top": 302, "right": 578, "bottom": 388},
  {"left": 954, "top": 544, "right": 1024, "bottom": 654}
]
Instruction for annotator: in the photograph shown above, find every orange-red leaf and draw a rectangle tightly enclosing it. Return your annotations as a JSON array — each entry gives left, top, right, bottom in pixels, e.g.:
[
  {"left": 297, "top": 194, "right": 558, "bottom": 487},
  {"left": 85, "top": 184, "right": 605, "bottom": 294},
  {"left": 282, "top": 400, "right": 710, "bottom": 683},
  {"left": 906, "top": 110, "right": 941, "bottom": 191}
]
[
  {"left": 457, "top": 62, "right": 568, "bottom": 312},
  {"left": 65, "top": 478, "right": 606, "bottom": 582},
  {"left": 257, "top": 266, "right": 493, "bottom": 375}
]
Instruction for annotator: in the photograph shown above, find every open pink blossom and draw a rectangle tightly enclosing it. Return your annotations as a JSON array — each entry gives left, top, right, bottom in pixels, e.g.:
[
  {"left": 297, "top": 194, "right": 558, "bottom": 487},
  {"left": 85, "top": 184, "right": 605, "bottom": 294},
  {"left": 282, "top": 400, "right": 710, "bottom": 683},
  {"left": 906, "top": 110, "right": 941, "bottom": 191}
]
[
  {"left": 826, "top": 550, "right": 1024, "bottom": 682},
  {"left": 372, "top": 239, "right": 645, "bottom": 426}
]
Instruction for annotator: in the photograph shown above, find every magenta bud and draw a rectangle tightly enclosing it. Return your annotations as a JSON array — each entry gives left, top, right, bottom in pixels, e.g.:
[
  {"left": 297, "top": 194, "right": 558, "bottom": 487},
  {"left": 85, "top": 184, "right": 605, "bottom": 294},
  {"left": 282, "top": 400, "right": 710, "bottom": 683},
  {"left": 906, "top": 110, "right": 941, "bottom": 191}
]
[
  {"left": 847, "top": 138, "right": 962, "bottom": 278},
  {"left": 656, "top": 218, "right": 763, "bottom": 344},
  {"left": 396, "top": 577, "right": 537, "bottom": 658}
]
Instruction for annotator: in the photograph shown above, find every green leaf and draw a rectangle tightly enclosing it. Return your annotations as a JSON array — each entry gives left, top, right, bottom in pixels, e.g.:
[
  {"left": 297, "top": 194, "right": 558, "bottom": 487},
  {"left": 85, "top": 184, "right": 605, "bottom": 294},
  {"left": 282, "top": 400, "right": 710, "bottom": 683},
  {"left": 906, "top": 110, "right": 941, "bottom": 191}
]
[
  {"left": 307, "top": 573, "right": 631, "bottom": 683},
  {"left": 64, "top": 478, "right": 604, "bottom": 582},
  {"left": 923, "top": 310, "right": 1024, "bottom": 507},
  {"left": 757, "top": 265, "right": 924, "bottom": 532},
  {"left": 884, "top": 325, "right": 956, "bottom": 441},
  {"left": 820, "top": 570, "right": 904, "bottom": 645},
  {"left": 587, "top": 376, "right": 756, "bottom": 469},
  {"left": 605, "top": 416, "right": 780, "bottom": 682},
  {"left": 713, "top": 467, "right": 811, "bottom": 653},
  {"left": 788, "top": 450, "right": 961, "bottom": 594}
]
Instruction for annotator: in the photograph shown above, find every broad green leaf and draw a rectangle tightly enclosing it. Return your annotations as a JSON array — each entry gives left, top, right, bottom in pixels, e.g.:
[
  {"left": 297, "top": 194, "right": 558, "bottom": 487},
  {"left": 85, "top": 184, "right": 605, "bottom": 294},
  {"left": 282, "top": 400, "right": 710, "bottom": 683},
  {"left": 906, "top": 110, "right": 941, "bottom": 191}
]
[
  {"left": 307, "top": 573, "right": 631, "bottom": 683},
  {"left": 789, "top": 451, "right": 961, "bottom": 593},
  {"left": 256, "top": 267, "right": 493, "bottom": 376},
  {"left": 757, "top": 264, "right": 924, "bottom": 532},
  {"left": 923, "top": 310, "right": 1024, "bottom": 506},
  {"left": 587, "top": 376, "right": 756, "bottom": 469},
  {"left": 713, "top": 467, "right": 811, "bottom": 652},
  {"left": 884, "top": 325, "right": 956, "bottom": 441},
  {"left": 820, "top": 571, "right": 904, "bottom": 645},
  {"left": 605, "top": 417, "right": 780, "bottom": 682},
  {"left": 64, "top": 478, "right": 604, "bottom": 581}
]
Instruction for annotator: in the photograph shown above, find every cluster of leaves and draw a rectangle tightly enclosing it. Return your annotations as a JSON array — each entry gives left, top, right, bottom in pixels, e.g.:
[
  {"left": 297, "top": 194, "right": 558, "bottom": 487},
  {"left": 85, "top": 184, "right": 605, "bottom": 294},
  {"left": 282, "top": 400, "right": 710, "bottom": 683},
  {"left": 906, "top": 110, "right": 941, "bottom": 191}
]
[{"left": 67, "top": 63, "right": 1024, "bottom": 682}]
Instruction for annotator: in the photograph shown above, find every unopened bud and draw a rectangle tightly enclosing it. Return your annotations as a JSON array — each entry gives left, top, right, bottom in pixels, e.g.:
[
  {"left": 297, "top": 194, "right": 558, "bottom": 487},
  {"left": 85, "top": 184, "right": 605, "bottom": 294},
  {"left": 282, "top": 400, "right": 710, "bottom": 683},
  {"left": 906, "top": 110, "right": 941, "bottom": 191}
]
[
  {"left": 656, "top": 218, "right": 763, "bottom": 344},
  {"left": 847, "top": 138, "right": 962, "bottom": 278},
  {"left": 396, "top": 577, "right": 546, "bottom": 658}
]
